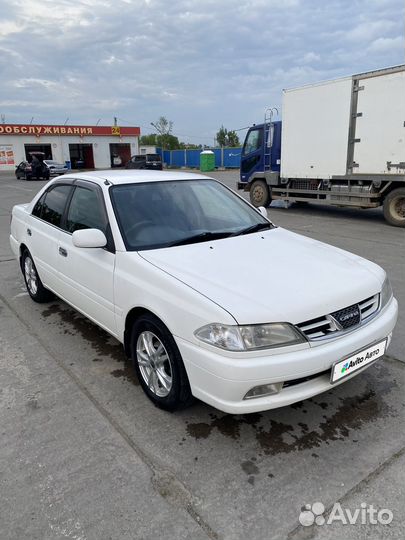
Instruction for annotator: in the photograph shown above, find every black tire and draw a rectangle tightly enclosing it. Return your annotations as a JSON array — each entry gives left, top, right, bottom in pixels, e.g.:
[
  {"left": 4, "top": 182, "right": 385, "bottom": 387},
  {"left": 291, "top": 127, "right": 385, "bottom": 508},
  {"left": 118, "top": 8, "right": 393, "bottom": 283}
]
[
  {"left": 22, "top": 250, "right": 53, "bottom": 303},
  {"left": 383, "top": 188, "right": 405, "bottom": 227},
  {"left": 250, "top": 179, "right": 271, "bottom": 207},
  {"left": 131, "top": 314, "right": 193, "bottom": 411}
]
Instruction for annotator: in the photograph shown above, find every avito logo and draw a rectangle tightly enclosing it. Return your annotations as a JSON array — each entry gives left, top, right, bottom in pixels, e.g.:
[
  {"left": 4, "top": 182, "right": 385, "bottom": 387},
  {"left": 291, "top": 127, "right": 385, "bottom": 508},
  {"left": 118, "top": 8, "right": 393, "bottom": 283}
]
[{"left": 341, "top": 362, "right": 349, "bottom": 374}]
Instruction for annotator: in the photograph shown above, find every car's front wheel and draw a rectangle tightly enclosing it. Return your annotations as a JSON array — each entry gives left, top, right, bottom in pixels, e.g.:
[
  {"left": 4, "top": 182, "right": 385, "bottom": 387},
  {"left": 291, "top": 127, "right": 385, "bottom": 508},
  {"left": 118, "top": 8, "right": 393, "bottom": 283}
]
[
  {"left": 131, "top": 314, "right": 193, "bottom": 411},
  {"left": 22, "top": 250, "right": 53, "bottom": 303}
]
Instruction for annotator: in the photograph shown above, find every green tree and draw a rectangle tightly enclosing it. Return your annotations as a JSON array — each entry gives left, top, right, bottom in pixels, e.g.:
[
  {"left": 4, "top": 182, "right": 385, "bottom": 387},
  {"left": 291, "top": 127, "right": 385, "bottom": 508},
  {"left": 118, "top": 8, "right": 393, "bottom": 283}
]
[
  {"left": 216, "top": 125, "right": 228, "bottom": 147},
  {"left": 139, "top": 134, "right": 157, "bottom": 145},
  {"left": 215, "top": 125, "right": 240, "bottom": 147},
  {"left": 151, "top": 116, "right": 174, "bottom": 150},
  {"left": 156, "top": 133, "right": 180, "bottom": 150},
  {"left": 227, "top": 130, "right": 240, "bottom": 147}
]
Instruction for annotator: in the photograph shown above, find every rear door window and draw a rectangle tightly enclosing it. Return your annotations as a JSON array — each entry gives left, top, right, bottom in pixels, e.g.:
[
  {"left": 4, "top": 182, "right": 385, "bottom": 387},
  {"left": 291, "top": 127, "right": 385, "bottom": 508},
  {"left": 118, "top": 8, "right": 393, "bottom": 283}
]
[{"left": 40, "top": 185, "right": 73, "bottom": 227}]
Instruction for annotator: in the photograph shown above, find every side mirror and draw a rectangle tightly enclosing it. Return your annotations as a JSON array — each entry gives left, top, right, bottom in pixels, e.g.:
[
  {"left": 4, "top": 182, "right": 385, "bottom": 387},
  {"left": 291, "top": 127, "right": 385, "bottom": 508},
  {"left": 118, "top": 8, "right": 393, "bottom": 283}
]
[
  {"left": 72, "top": 228, "right": 107, "bottom": 248},
  {"left": 258, "top": 206, "right": 268, "bottom": 217}
]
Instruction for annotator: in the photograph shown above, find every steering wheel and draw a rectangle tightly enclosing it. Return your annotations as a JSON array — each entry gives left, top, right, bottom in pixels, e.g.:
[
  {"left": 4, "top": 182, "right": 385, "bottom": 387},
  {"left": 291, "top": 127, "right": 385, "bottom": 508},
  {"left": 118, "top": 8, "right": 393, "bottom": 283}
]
[{"left": 125, "top": 220, "right": 155, "bottom": 238}]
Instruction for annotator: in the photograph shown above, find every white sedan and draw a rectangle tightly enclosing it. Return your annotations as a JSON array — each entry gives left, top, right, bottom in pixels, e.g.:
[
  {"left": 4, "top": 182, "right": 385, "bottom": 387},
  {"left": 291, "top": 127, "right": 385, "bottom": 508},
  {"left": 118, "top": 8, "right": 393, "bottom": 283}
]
[
  {"left": 43, "top": 160, "right": 69, "bottom": 176},
  {"left": 10, "top": 171, "right": 398, "bottom": 413}
]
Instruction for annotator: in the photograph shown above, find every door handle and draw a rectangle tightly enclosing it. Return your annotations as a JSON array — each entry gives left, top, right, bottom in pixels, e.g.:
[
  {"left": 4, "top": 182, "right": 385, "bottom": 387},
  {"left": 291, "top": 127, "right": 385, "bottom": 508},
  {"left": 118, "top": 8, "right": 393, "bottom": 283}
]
[
  {"left": 27, "top": 228, "right": 32, "bottom": 236},
  {"left": 59, "top": 247, "right": 68, "bottom": 257}
]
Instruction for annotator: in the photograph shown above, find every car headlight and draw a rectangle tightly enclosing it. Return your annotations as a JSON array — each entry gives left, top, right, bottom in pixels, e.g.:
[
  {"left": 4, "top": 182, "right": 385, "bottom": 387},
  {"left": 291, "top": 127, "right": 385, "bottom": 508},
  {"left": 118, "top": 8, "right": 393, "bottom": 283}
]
[
  {"left": 194, "top": 323, "right": 305, "bottom": 351},
  {"left": 380, "top": 276, "right": 393, "bottom": 309}
]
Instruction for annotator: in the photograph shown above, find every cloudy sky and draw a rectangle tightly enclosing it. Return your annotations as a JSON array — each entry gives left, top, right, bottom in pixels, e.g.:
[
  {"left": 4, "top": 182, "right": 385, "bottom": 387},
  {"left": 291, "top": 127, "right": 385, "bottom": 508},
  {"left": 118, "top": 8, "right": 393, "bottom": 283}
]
[{"left": 0, "top": 0, "right": 404, "bottom": 144}]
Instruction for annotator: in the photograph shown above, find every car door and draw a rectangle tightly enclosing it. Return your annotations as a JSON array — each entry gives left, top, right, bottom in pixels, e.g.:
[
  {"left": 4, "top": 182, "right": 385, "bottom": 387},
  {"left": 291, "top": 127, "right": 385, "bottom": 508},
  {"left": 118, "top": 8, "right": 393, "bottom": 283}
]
[
  {"left": 28, "top": 183, "right": 74, "bottom": 293},
  {"left": 57, "top": 181, "right": 117, "bottom": 336}
]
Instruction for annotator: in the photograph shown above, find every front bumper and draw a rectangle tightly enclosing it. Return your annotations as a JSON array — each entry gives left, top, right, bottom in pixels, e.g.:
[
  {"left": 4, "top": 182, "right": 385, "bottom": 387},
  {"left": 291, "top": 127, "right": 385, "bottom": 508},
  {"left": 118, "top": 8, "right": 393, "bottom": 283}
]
[
  {"left": 177, "top": 297, "right": 398, "bottom": 414},
  {"left": 237, "top": 181, "right": 250, "bottom": 190},
  {"left": 49, "top": 170, "right": 68, "bottom": 176}
]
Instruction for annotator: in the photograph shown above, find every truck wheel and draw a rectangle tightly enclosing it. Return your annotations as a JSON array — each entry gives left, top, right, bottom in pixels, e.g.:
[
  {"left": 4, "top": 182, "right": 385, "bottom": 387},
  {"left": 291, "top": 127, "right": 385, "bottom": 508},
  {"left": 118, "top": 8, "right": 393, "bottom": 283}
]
[
  {"left": 250, "top": 180, "right": 270, "bottom": 208},
  {"left": 131, "top": 314, "right": 193, "bottom": 411},
  {"left": 383, "top": 188, "right": 405, "bottom": 227}
]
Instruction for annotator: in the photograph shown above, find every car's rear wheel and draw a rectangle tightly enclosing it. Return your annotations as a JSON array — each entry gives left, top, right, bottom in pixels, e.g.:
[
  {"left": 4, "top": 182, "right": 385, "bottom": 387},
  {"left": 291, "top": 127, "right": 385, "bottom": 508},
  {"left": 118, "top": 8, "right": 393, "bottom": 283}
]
[
  {"left": 22, "top": 250, "right": 53, "bottom": 303},
  {"left": 131, "top": 314, "right": 193, "bottom": 411}
]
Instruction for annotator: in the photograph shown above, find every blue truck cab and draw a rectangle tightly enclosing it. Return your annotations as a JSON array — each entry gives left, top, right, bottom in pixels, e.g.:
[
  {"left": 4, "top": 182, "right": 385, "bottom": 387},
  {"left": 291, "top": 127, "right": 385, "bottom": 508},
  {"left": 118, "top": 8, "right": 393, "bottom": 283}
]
[{"left": 238, "top": 121, "right": 282, "bottom": 192}]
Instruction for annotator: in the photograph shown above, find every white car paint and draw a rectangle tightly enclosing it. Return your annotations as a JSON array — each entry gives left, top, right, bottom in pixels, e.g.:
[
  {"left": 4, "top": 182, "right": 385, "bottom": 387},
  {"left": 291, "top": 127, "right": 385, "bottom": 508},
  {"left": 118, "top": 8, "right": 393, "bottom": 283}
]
[
  {"left": 10, "top": 170, "right": 398, "bottom": 413},
  {"left": 140, "top": 228, "right": 384, "bottom": 325}
]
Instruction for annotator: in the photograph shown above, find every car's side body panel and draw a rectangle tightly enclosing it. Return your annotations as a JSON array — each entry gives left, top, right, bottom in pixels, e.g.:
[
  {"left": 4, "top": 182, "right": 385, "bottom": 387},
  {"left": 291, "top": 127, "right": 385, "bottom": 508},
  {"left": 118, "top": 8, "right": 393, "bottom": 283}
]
[
  {"left": 113, "top": 251, "right": 237, "bottom": 345},
  {"left": 57, "top": 230, "right": 117, "bottom": 336}
]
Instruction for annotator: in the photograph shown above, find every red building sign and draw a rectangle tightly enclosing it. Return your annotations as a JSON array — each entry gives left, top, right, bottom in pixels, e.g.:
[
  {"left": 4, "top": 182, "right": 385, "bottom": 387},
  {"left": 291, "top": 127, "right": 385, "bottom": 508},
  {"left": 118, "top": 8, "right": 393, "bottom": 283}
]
[{"left": 0, "top": 124, "right": 140, "bottom": 137}]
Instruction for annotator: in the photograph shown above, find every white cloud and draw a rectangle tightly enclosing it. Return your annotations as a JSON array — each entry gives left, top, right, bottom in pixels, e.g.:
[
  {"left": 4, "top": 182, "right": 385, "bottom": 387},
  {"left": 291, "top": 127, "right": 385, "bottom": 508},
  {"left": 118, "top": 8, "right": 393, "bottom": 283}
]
[
  {"left": 302, "top": 52, "right": 321, "bottom": 63},
  {"left": 0, "top": 0, "right": 404, "bottom": 142},
  {"left": 345, "top": 20, "right": 396, "bottom": 42},
  {"left": 369, "top": 36, "right": 404, "bottom": 52}
]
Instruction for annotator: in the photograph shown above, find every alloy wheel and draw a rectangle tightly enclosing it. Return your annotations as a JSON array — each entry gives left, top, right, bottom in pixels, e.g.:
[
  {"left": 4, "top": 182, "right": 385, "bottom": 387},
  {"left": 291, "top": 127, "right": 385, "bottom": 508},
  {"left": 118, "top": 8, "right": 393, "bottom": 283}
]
[
  {"left": 136, "top": 331, "right": 173, "bottom": 397},
  {"left": 24, "top": 257, "right": 38, "bottom": 295}
]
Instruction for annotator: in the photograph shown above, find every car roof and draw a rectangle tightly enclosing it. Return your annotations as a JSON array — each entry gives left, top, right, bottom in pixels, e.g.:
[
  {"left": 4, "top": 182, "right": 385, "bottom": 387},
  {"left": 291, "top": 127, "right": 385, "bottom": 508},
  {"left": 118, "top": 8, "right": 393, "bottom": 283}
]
[{"left": 59, "top": 170, "right": 213, "bottom": 186}]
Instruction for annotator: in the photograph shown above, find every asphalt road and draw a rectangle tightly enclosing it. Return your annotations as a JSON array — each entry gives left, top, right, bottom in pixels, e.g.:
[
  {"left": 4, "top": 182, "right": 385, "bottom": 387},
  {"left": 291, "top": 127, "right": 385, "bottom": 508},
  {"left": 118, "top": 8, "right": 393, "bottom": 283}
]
[{"left": 0, "top": 169, "right": 404, "bottom": 540}]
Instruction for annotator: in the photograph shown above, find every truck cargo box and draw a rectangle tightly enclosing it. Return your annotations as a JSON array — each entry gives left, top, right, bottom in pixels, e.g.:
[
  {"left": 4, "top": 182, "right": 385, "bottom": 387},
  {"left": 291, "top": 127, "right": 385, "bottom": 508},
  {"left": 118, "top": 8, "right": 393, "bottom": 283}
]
[
  {"left": 280, "top": 66, "right": 405, "bottom": 179},
  {"left": 353, "top": 68, "right": 405, "bottom": 174}
]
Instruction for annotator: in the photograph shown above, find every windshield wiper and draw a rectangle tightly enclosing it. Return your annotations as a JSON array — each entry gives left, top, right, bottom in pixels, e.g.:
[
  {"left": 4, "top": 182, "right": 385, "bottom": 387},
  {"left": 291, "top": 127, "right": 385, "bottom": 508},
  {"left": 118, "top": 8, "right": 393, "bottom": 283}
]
[
  {"left": 230, "top": 222, "right": 272, "bottom": 237},
  {"left": 168, "top": 231, "right": 233, "bottom": 247}
]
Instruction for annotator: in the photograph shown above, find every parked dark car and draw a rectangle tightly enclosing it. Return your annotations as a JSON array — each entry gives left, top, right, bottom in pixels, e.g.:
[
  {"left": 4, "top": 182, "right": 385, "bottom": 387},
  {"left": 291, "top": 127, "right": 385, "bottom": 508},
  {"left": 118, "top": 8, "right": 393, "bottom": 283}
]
[
  {"left": 125, "top": 154, "right": 163, "bottom": 170},
  {"left": 16, "top": 152, "right": 50, "bottom": 181},
  {"left": 15, "top": 161, "right": 33, "bottom": 180}
]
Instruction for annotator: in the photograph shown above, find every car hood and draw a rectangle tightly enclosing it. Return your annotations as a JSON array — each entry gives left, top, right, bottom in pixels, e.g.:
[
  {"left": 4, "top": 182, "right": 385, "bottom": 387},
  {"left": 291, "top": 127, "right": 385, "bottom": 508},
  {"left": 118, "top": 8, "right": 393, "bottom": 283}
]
[{"left": 139, "top": 228, "right": 384, "bottom": 325}]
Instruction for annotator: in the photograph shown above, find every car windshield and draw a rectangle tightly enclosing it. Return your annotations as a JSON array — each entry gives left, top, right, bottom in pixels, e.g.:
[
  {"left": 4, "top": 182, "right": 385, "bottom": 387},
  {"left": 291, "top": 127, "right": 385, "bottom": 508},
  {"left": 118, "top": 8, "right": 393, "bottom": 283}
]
[
  {"left": 110, "top": 179, "right": 273, "bottom": 251},
  {"left": 146, "top": 154, "right": 161, "bottom": 162}
]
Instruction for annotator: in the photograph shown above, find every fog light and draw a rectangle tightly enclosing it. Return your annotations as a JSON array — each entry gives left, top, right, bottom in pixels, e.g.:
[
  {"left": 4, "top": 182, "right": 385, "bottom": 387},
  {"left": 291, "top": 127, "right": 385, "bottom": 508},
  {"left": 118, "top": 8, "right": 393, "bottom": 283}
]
[{"left": 244, "top": 382, "right": 283, "bottom": 400}]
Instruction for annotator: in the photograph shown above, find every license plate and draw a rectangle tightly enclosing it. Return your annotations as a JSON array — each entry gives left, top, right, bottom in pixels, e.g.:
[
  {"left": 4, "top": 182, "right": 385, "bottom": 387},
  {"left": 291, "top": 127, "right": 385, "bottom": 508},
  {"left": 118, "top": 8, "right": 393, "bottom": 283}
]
[{"left": 331, "top": 339, "right": 387, "bottom": 384}]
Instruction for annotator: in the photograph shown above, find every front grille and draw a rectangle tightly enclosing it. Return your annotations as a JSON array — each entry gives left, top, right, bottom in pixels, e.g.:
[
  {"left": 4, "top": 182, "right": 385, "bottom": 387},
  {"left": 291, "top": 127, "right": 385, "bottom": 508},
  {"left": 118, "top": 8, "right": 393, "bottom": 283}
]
[
  {"left": 330, "top": 304, "right": 360, "bottom": 329},
  {"left": 359, "top": 294, "right": 380, "bottom": 319},
  {"left": 297, "top": 294, "right": 380, "bottom": 340}
]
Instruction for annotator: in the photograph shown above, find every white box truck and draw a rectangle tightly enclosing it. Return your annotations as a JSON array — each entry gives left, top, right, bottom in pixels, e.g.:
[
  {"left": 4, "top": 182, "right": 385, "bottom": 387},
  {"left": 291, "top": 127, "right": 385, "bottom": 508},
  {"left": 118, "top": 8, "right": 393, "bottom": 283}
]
[{"left": 238, "top": 65, "right": 405, "bottom": 226}]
